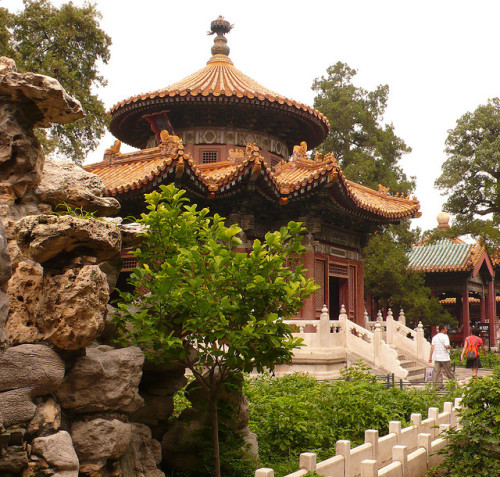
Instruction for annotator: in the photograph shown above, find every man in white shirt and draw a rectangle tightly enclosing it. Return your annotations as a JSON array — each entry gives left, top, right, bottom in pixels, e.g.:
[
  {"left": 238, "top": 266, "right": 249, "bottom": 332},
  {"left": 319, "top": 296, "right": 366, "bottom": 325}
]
[{"left": 429, "top": 324, "right": 455, "bottom": 385}]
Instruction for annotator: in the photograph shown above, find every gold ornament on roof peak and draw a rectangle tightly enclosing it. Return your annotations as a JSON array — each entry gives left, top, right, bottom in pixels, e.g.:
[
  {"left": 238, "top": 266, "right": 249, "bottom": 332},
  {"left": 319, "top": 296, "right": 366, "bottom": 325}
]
[{"left": 208, "top": 16, "right": 233, "bottom": 57}]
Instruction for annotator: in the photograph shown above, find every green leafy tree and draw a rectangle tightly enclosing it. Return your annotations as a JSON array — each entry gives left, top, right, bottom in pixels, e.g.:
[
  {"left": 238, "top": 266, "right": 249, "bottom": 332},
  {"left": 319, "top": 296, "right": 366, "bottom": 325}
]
[
  {"left": 0, "top": 0, "right": 111, "bottom": 163},
  {"left": 312, "top": 61, "right": 415, "bottom": 195},
  {"left": 430, "top": 370, "right": 500, "bottom": 476},
  {"left": 363, "top": 224, "right": 452, "bottom": 327},
  {"left": 114, "top": 185, "right": 317, "bottom": 477},
  {"left": 435, "top": 98, "right": 500, "bottom": 248}
]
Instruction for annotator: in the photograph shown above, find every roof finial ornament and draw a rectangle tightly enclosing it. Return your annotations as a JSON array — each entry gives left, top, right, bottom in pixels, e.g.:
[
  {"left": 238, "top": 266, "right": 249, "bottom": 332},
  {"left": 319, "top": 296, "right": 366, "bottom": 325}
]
[{"left": 209, "top": 15, "right": 233, "bottom": 57}]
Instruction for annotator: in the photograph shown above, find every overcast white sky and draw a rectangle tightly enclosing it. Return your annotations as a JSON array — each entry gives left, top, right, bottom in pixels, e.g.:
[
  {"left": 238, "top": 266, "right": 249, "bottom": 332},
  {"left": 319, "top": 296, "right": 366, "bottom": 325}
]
[{"left": 3, "top": 0, "right": 500, "bottom": 231}]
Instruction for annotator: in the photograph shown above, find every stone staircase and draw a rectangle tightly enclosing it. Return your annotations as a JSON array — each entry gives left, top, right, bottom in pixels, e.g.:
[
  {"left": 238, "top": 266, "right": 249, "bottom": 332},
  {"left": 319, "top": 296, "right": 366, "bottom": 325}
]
[{"left": 397, "top": 352, "right": 427, "bottom": 383}]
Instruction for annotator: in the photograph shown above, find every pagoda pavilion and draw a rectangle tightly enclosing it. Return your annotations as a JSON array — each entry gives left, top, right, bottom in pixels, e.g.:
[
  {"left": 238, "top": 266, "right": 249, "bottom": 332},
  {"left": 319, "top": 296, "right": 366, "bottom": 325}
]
[
  {"left": 85, "top": 16, "right": 421, "bottom": 325},
  {"left": 407, "top": 213, "right": 498, "bottom": 348}
]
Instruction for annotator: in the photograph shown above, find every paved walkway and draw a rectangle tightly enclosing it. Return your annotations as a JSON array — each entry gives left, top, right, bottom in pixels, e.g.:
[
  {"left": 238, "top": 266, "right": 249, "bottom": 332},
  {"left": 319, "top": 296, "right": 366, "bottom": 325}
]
[{"left": 453, "top": 366, "right": 493, "bottom": 386}]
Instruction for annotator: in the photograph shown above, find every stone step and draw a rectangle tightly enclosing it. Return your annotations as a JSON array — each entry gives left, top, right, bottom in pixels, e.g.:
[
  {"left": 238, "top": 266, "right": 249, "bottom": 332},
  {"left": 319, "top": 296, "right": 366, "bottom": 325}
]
[
  {"left": 399, "top": 359, "right": 417, "bottom": 369},
  {"left": 405, "top": 366, "right": 426, "bottom": 378}
]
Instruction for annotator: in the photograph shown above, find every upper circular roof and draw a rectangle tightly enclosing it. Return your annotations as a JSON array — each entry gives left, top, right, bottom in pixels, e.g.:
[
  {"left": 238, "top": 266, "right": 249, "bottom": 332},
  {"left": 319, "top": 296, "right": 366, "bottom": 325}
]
[{"left": 109, "top": 17, "right": 330, "bottom": 152}]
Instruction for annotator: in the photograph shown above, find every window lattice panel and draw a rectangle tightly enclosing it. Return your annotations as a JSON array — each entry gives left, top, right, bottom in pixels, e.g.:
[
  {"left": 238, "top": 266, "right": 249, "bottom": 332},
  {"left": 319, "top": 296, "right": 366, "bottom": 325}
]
[
  {"left": 202, "top": 151, "right": 218, "bottom": 163},
  {"left": 315, "top": 260, "right": 325, "bottom": 310},
  {"left": 329, "top": 263, "right": 348, "bottom": 277}
]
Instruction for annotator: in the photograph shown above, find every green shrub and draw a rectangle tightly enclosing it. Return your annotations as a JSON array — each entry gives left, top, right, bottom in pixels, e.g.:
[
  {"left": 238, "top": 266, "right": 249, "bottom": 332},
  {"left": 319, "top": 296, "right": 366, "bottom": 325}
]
[
  {"left": 245, "top": 369, "right": 458, "bottom": 476},
  {"left": 429, "top": 369, "right": 500, "bottom": 476}
]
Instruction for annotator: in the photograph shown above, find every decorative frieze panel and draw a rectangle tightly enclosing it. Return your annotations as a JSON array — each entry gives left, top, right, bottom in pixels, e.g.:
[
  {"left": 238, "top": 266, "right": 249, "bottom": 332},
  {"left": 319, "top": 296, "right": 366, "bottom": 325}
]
[
  {"left": 313, "top": 243, "right": 361, "bottom": 261},
  {"left": 177, "top": 127, "right": 289, "bottom": 158},
  {"left": 316, "top": 224, "right": 362, "bottom": 250}
]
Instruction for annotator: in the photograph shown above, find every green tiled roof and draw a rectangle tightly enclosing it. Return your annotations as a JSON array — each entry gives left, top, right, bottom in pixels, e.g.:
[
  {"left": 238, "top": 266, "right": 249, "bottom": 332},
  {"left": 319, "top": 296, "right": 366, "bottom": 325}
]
[{"left": 407, "top": 239, "right": 478, "bottom": 272}]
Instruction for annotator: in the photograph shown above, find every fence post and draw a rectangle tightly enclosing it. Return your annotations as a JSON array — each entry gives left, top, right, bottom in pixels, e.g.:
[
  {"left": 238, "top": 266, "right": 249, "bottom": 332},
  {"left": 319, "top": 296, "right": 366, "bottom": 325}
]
[
  {"left": 385, "top": 308, "right": 394, "bottom": 345},
  {"left": 389, "top": 421, "right": 402, "bottom": 444},
  {"left": 398, "top": 309, "right": 406, "bottom": 327},
  {"left": 417, "top": 433, "right": 432, "bottom": 455},
  {"left": 374, "top": 322, "right": 382, "bottom": 366},
  {"left": 365, "top": 429, "right": 379, "bottom": 464},
  {"left": 361, "top": 459, "right": 377, "bottom": 477},
  {"left": 319, "top": 305, "right": 330, "bottom": 348},
  {"left": 411, "top": 413, "right": 422, "bottom": 434},
  {"left": 364, "top": 309, "right": 369, "bottom": 329},
  {"left": 255, "top": 469, "right": 274, "bottom": 477},
  {"left": 416, "top": 322, "right": 425, "bottom": 359},
  {"left": 392, "top": 445, "right": 408, "bottom": 476},
  {"left": 299, "top": 452, "right": 316, "bottom": 471},
  {"left": 336, "top": 440, "right": 351, "bottom": 477},
  {"left": 339, "top": 304, "right": 347, "bottom": 348}
]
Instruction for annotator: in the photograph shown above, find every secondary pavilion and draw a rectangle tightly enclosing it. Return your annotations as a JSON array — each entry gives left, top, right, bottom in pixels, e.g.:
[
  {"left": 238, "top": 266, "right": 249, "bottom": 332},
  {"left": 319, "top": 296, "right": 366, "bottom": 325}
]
[
  {"left": 407, "top": 213, "right": 498, "bottom": 348},
  {"left": 85, "top": 16, "right": 421, "bottom": 326}
]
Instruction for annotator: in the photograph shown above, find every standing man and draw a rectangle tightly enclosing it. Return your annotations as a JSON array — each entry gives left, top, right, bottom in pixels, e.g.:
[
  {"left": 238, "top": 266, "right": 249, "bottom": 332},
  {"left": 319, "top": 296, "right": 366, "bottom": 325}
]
[{"left": 429, "top": 324, "right": 455, "bottom": 385}]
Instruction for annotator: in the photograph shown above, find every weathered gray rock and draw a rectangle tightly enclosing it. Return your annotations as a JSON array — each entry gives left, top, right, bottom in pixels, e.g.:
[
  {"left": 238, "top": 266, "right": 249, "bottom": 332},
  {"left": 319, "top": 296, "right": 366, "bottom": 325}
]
[
  {"left": 119, "top": 423, "right": 164, "bottom": 477},
  {"left": 0, "top": 388, "right": 36, "bottom": 427},
  {"left": 0, "top": 344, "right": 65, "bottom": 393},
  {"left": 118, "top": 222, "right": 147, "bottom": 249},
  {"left": 0, "top": 64, "right": 83, "bottom": 127},
  {"left": 57, "top": 346, "right": 144, "bottom": 413},
  {"left": 0, "top": 102, "right": 43, "bottom": 202},
  {"left": 32, "top": 430, "right": 79, "bottom": 473},
  {"left": 14, "top": 214, "right": 121, "bottom": 265},
  {"left": 27, "top": 397, "right": 61, "bottom": 436},
  {"left": 0, "top": 219, "right": 11, "bottom": 288},
  {"left": 0, "top": 445, "right": 28, "bottom": 473},
  {"left": 5, "top": 262, "right": 109, "bottom": 349},
  {"left": 35, "top": 160, "right": 120, "bottom": 217},
  {"left": 71, "top": 419, "right": 132, "bottom": 461}
]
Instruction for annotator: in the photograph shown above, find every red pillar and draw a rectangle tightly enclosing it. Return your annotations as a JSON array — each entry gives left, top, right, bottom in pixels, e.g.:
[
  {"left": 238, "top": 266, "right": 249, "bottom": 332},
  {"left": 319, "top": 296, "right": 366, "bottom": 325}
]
[
  {"left": 488, "top": 280, "right": 497, "bottom": 348},
  {"left": 462, "top": 287, "right": 471, "bottom": 338},
  {"left": 480, "top": 294, "right": 486, "bottom": 323}
]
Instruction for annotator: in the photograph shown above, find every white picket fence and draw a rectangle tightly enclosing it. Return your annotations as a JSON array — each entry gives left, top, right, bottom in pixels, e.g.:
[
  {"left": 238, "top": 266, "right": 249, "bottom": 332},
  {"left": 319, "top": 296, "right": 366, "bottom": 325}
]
[{"left": 255, "top": 398, "right": 461, "bottom": 477}]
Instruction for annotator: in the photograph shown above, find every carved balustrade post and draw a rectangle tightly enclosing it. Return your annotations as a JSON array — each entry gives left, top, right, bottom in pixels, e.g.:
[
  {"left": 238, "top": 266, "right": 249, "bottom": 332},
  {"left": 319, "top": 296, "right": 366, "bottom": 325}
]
[
  {"left": 373, "top": 322, "right": 382, "bottom": 366},
  {"left": 386, "top": 308, "right": 394, "bottom": 344},
  {"left": 339, "top": 304, "right": 347, "bottom": 348},
  {"left": 416, "top": 321, "right": 425, "bottom": 360},
  {"left": 319, "top": 304, "right": 330, "bottom": 348},
  {"left": 398, "top": 309, "right": 406, "bottom": 327}
]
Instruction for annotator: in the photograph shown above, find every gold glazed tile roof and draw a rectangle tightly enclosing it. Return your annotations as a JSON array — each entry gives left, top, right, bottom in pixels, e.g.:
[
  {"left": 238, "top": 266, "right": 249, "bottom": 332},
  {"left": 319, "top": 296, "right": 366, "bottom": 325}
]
[
  {"left": 109, "top": 54, "right": 329, "bottom": 128},
  {"left": 439, "top": 296, "right": 500, "bottom": 305},
  {"left": 85, "top": 138, "right": 420, "bottom": 222},
  {"left": 408, "top": 238, "right": 486, "bottom": 273}
]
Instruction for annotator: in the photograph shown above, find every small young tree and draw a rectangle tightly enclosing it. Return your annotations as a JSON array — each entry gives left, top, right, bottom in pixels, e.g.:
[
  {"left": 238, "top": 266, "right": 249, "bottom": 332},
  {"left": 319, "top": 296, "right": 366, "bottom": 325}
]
[{"left": 114, "top": 185, "right": 317, "bottom": 477}]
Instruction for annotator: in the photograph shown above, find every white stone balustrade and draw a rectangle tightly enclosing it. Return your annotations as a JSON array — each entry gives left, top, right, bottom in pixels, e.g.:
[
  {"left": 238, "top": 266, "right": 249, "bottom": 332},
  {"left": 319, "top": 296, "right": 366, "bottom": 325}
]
[
  {"left": 255, "top": 398, "right": 462, "bottom": 477},
  {"left": 278, "top": 305, "right": 409, "bottom": 379}
]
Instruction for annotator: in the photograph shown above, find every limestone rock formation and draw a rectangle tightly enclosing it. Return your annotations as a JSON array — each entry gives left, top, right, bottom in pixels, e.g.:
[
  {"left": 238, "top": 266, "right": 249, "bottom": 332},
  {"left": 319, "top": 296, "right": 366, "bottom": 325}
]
[
  {"left": 35, "top": 160, "right": 120, "bottom": 217},
  {"left": 0, "top": 388, "right": 36, "bottom": 427},
  {"left": 31, "top": 431, "right": 79, "bottom": 475},
  {"left": 0, "top": 57, "right": 83, "bottom": 215},
  {"left": 0, "top": 219, "right": 10, "bottom": 348},
  {"left": 71, "top": 419, "right": 132, "bottom": 461},
  {"left": 27, "top": 397, "right": 62, "bottom": 437},
  {"left": 56, "top": 346, "right": 145, "bottom": 413},
  {"left": 0, "top": 63, "right": 83, "bottom": 127},
  {"left": 5, "top": 261, "right": 109, "bottom": 349},
  {"left": 119, "top": 423, "right": 164, "bottom": 477},
  {"left": 0, "top": 344, "right": 65, "bottom": 394},
  {"left": 0, "top": 58, "right": 173, "bottom": 477},
  {"left": 14, "top": 214, "right": 121, "bottom": 265}
]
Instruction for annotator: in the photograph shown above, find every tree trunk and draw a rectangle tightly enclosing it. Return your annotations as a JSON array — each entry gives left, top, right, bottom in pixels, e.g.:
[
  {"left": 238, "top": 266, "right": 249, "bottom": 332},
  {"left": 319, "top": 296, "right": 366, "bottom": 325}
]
[{"left": 210, "top": 392, "right": 221, "bottom": 477}]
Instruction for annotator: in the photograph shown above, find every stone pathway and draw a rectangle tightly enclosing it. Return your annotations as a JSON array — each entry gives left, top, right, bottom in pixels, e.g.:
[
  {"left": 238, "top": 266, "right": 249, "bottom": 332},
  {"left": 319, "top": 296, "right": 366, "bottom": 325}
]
[{"left": 453, "top": 366, "right": 494, "bottom": 386}]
